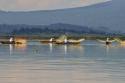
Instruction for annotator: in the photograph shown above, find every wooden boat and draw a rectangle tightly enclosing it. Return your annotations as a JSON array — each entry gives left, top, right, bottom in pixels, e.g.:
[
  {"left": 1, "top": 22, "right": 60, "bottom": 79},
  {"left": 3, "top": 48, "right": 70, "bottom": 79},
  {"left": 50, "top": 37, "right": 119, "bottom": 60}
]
[
  {"left": 0, "top": 38, "right": 26, "bottom": 44},
  {"left": 115, "top": 38, "right": 125, "bottom": 45},
  {"left": 40, "top": 38, "right": 56, "bottom": 43},
  {"left": 97, "top": 38, "right": 115, "bottom": 45},
  {"left": 40, "top": 40, "right": 56, "bottom": 43},
  {"left": 120, "top": 41, "right": 125, "bottom": 44},
  {"left": 55, "top": 38, "right": 85, "bottom": 45},
  {"left": 40, "top": 35, "right": 84, "bottom": 45},
  {"left": 119, "top": 41, "right": 125, "bottom": 47},
  {"left": 0, "top": 41, "right": 22, "bottom": 44}
]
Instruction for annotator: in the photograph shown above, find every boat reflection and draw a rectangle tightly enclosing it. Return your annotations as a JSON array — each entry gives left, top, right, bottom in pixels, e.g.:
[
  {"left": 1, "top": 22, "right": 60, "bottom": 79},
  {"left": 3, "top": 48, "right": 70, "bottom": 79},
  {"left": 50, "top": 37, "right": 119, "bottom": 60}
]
[
  {"left": 106, "top": 45, "right": 110, "bottom": 55},
  {"left": 14, "top": 44, "right": 27, "bottom": 50},
  {"left": 49, "top": 43, "right": 53, "bottom": 53},
  {"left": 65, "top": 45, "right": 84, "bottom": 55},
  {"left": 9, "top": 44, "right": 13, "bottom": 55},
  {"left": 9, "top": 44, "right": 27, "bottom": 56},
  {"left": 99, "top": 44, "right": 112, "bottom": 55},
  {"left": 49, "top": 44, "right": 84, "bottom": 55},
  {"left": 64, "top": 45, "right": 67, "bottom": 55},
  {"left": 68, "top": 45, "right": 84, "bottom": 51}
]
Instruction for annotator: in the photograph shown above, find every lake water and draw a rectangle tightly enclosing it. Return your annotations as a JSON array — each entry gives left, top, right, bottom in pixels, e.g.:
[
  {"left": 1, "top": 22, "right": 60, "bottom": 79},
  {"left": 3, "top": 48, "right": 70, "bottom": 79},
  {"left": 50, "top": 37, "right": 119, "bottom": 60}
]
[{"left": 0, "top": 41, "right": 125, "bottom": 83}]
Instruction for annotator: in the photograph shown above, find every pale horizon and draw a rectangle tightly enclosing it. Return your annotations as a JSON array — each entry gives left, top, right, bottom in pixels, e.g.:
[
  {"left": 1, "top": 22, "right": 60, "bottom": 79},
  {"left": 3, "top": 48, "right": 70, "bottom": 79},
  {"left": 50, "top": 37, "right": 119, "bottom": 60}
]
[{"left": 0, "top": 0, "right": 111, "bottom": 11}]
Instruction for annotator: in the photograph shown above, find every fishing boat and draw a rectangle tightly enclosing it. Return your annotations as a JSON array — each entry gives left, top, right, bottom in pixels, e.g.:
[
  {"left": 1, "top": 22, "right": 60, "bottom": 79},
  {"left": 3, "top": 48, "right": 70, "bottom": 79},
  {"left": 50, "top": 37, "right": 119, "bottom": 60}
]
[
  {"left": 0, "top": 41, "right": 22, "bottom": 44},
  {"left": 68, "top": 39, "right": 85, "bottom": 44},
  {"left": 115, "top": 38, "right": 125, "bottom": 45},
  {"left": 0, "top": 37, "right": 26, "bottom": 44},
  {"left": 40, "top": 35, "right": 84, "bottom": 45},
  {"left": 97, "top": 38, "right": 115, "bottom": 45},
  {"left": 55, "top": 35, "right": 85, "bottom": 45},
  {"left": 40, "top": 38, "right": 56, "bottom": 43},
  {"left": 55, "top": 38, "right": 85, "bottom": 45}
]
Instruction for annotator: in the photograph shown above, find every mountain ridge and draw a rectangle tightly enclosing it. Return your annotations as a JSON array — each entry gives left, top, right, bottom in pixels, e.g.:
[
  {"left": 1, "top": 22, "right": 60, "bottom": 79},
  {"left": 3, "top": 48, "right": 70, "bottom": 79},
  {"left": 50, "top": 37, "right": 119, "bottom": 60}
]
[
  {"left": 0, "top": 0, "right": 124, "bottom": 32},
  {"left": 0, "top": 23, "right": 122, "bottom": 36}
]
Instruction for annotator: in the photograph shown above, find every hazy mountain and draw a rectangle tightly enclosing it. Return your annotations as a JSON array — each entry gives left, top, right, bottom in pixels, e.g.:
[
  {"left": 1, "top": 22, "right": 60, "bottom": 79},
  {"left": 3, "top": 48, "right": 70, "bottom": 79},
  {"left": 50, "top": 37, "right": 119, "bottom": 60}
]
[
  {"left": 0, "top": 0, "right": 125, "bottom": 32},
  {"left": 0, "top": 23, "right": 119, "bottom": 36}
]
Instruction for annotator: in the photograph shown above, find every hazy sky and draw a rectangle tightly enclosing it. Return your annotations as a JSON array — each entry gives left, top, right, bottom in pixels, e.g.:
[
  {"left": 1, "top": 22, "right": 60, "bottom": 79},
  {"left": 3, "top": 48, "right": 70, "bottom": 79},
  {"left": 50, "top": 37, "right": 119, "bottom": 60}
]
[{"left": 0, "top": 0, "right": 111, "bottom": 11}]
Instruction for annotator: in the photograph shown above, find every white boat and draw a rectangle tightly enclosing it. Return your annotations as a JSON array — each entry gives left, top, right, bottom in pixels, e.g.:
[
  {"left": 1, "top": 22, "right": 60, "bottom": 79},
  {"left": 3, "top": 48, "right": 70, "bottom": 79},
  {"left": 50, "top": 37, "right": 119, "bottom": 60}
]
[
  {"left": 97, "top": 38, "right": 115, "bottom": 45},
  {"left": 55, "top": 35, "right": 85, "bottom": 44}
]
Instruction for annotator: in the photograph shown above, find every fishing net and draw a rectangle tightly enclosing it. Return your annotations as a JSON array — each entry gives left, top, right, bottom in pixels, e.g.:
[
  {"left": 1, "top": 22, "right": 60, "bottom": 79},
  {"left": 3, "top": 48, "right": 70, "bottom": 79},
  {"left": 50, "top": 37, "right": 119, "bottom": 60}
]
[{"left": 56, "top": 35, "right": 67, "bottom": 41}]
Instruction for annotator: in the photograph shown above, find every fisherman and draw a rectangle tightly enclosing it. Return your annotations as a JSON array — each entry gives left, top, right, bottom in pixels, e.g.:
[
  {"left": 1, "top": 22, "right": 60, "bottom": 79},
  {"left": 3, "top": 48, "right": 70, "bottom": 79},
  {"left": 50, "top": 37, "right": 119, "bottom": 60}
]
[
  {"left": 97, "top": 37, "right": 115, "bottom": 45},
  {"left": 9, "top": 37, "right": 14, "bottom": 43},
  {"left": 64, "top": 38, "right": 68, "bottom": 44},
  {"left": 49, "top": 38, "right": 54, "bottom": 43},
  {"left": 106, "top": 38, "right": 111, "bottom": 45}
]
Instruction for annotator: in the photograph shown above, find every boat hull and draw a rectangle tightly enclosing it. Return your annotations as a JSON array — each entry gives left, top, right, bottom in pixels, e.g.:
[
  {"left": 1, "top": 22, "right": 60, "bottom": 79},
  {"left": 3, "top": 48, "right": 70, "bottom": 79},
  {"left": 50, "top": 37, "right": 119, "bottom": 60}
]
[
  {"left": 55, "top": 41, "right": 81, "bottom": 45},
  {"left": 106, "top": 42, "right": 111, "bottom": 45},
  {"left": 0, "top": 41, "right": 22, "bottom": 44},
  {"left": 40, "top": 40, "right": 56, "bottom": 44},
  {"left": 40, "top": 38, "right": 84, "bottom": 45}
]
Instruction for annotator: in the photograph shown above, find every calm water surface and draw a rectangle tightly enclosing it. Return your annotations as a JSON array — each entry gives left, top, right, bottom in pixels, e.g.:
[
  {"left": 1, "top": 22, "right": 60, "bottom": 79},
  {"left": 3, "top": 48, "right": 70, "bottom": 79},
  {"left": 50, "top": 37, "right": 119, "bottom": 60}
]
[{"left": 0, "top": 41, "right": 125, "bottom": 83}]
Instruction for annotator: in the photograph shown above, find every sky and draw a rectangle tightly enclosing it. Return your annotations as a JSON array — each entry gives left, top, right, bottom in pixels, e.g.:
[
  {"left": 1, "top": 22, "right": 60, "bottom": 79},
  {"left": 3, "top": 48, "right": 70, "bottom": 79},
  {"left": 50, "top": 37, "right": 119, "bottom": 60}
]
[{"left": 0, "top": 0, "right": 111, "bottom": 11}]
